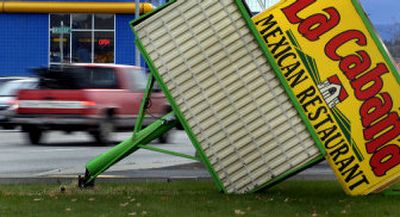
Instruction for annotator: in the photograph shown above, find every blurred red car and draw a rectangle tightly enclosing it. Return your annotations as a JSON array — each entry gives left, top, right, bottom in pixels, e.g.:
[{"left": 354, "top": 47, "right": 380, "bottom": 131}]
[{"left": 14, "top": 64, "right": 170, "bottom": 145}]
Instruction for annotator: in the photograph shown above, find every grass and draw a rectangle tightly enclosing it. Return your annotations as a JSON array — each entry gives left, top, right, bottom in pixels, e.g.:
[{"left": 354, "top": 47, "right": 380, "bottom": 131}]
[{"left": 0, "top": 180, "right": 399, "bottom": 217}]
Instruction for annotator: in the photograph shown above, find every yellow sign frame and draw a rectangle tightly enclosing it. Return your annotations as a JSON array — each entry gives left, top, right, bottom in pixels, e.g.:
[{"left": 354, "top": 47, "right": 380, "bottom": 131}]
[{"left": 252, "top": 0, "right": 400, "bottom": 195}]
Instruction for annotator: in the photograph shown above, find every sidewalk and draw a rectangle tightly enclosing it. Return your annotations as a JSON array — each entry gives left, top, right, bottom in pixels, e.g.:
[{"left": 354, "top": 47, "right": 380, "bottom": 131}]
[{"left": 0, "top": 161, "right": 336, "bottom": 185}]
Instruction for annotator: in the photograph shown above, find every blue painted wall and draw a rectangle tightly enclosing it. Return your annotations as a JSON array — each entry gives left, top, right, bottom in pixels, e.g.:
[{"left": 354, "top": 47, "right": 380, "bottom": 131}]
[
  {"left": 115, "top": 15, "right": 136, "bottom": 66},
  {"left": 0, "top": 14, "right": 48, "bottom": 76},
  {"left": 21, "top": 0, "right": 166, "bottom": 5},
  {"left": 0, "top": 0, "right": 167, "bottom": 76},
  {"left": 116, "top": 14, "right": 148, "bottom": 67}
]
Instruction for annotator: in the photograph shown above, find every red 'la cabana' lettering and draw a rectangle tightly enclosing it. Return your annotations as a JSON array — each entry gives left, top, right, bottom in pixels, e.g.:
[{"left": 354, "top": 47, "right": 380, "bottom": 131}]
[
  {"left": 281, "top": 0, "right": 340, "bottom": 41},
  {"left": 324, "top": 30, "right": 400, "bottom": 176},
  {"left": 282, "top": 0, "right": 400, "bottom": 177}
]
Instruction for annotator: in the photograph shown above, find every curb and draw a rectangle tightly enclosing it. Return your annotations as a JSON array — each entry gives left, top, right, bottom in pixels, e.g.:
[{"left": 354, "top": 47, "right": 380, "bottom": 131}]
[
  {"left": 0, "top": 173, "right": 335, "bottom": 185},
  {"left": 0, "top": 176, "right": 213, "bottom": 185}
]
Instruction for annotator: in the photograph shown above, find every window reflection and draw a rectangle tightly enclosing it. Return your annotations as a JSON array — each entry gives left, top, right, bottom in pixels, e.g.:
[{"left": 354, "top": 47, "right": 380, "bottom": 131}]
[
  {"left": 50, "top": 34, "right": 70, "bottom": 63},
  {"left": 72, "top": 14, "right": 92, "bottom": 29},
  {"left": 72, "top": 32, "right": 92, "bottom": 63},
  {"left": 95, "top": 14, "right": 114, "bottom": 29},
  {"left": 50, "top": 14, "right": 70, "bottom": 29},
  {"left": 95, "top": 32, "right": 114, "bottom": 63},
  {"left": 50, "top": 14, "right": 115, "bottom": 64}
]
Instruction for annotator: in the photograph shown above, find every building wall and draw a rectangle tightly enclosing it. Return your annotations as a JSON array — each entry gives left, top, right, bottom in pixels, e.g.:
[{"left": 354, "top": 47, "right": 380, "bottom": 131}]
[
  {"left": 21, "top": 0, "right": 164, "bottom": 3},
  {"left": 0, "top": 0, "right": 168, "bottom": 76},
  {"left": 0, "top": 13, "right": 142, "bottom": 76},
  {"left": 116, "top": 14, "right": 136, "bottom": 66},
  {"left": 0, "top": 14, "right": 48, "bottom": 76}
]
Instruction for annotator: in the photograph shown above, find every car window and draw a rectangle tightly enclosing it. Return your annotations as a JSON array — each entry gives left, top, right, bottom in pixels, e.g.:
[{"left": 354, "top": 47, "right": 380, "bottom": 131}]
[
  {"left": 37, "top": 66, "right": 117, "bottom": 89},
  {"left": 87, "top": 68, "right": 118, "bottom": 89},
  {"left": 126, "top": 69, "right": 163, "bottom": 92},
  {"left": 20, "top": 81, "right": 38, "bottom": 90},
  {"left": 126, "top": 69, "right": 147, "bottom": 91}
]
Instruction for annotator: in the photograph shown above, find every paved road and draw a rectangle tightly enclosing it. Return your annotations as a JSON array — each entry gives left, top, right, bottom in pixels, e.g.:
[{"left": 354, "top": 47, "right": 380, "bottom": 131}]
[
  {"left": 0, "top": 129, "right": 334, "bottom": 182},
  {"left": 0, "top": 129, "right": 197, "bottom": 177}
]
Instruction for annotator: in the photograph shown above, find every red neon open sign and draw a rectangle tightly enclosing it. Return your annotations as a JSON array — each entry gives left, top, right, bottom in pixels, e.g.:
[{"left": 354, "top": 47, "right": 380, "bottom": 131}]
[{"left": 98, "top": 39, "right": 110, "bottom": 46}]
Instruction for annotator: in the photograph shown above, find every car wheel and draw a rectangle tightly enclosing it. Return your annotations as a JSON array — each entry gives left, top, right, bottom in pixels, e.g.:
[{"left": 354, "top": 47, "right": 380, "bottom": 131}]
[
  {"left": 2, "top": 124, "right": 15, "bottom": 130},
  {"left": 25, "top": 126, "right": 43, "bottom": 144},
  {"left": 91, "top": 118, "right": 114, "bottom": 145},
  {"left": 158, "top": 132, "right": 170, "bottom": 144}
]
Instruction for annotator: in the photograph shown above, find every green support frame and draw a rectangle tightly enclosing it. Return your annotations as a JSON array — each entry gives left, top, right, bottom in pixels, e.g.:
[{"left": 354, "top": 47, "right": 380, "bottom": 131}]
[
  {"left": 80, "top": 0, "right": 323, "bottom": 192},
  {"left": 134, "top": 74, "right": 155, "bottom": 134},
  {"left": 129, "top": 0, "right": 324, "bottom": 193},
  {"left": 79, "top": 0, "right": 399, "bottom": 195},
  {"left": 384, "top": 184, "right": 400, "bottom": 196},
  {"left": 79, "top": 75, "right": 198, "bottom": 188}
]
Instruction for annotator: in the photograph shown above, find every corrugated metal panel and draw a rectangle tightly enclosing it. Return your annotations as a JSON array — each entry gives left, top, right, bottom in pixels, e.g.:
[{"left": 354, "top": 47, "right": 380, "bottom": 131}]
[{"left": 134, "top": 0, "right": 321, "bottom": 193}]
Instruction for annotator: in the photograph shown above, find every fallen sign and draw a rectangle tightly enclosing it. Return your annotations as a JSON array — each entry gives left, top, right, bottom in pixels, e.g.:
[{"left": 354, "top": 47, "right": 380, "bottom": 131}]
[
  {"left": 130, "top": 0, "right": 324, "bottom": 194},
  {"left": 79, "top": 0, "right": 325, "bottom": 194},
  {"left": 253, "top": 0, "right": 400, "bottom": 195},
  {"left": 79, "top": 0, "right": 399, "bottom": 196}
]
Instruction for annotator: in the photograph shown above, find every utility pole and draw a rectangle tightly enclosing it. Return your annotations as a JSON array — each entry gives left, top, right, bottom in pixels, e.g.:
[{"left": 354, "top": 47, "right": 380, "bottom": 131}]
[
  {"left": 135, "top": 0, "right": 141, "bottom": 67},
  {"left": 60, "top": 21, "right": 64, "bottom": 68}
]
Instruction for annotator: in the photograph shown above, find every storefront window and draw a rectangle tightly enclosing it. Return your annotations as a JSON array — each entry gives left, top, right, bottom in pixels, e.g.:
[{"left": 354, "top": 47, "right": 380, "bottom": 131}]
[
  {"left": 50, "top": 14, "right": 70, "bottom": 29},
  {"left": 72, "top": 14, "right": 92, "bottom": 29},
  {"left": 50, "top": 14, "right": 115, "bottom": 65},
  {"left": 50, "top": 34, "right": 70, "bottom": 63},
  {"left": 94, "top": 32, "right": 114, "bottom": 63},
  {"left": 50, "top": 14, "right": 71, "bottom": 63},
  {"left": 95, "top": 14, "right": 114, "bottom": 30},
  {"left": 72, "top": 32, "right": 92, "bottom": 63}
]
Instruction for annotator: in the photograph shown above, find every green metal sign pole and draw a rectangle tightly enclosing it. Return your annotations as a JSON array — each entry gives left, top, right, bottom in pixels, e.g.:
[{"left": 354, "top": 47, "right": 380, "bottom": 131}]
[
  {"left": 79, "top": 112, "right": 177, "bottom": 187},
  {"left": 384, "top": 184, "right": 400, "bottom": 196},
  {"left": 79, "top": 74, "right": 179, "bottom": 187},
  {"left": 134, "top": 74, "right": 155, "bottom": 133}
]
